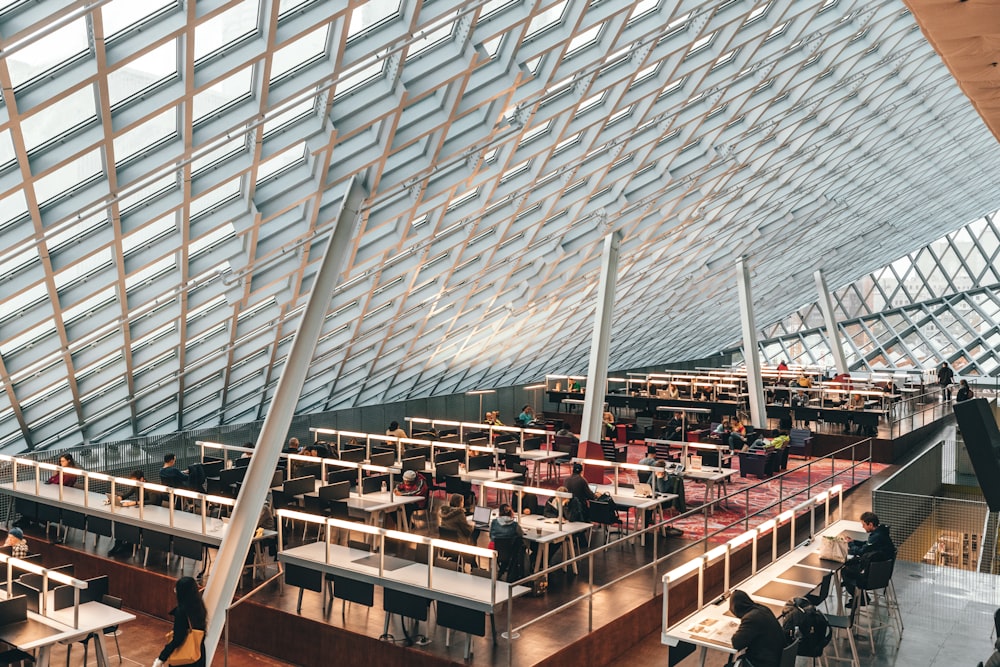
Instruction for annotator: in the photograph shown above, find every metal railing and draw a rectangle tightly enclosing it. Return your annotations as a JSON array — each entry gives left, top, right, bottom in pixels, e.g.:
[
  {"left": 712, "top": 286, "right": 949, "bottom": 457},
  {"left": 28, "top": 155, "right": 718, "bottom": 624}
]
[{"left": 498, "top": 439, "right": 873, "bottom": 665}]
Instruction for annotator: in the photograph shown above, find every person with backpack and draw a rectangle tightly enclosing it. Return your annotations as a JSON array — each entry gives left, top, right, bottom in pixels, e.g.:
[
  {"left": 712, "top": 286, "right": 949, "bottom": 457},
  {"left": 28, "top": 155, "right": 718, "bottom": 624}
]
[
  {"left": 728, "top": 589, "right": 786, "bottom": 667},
  {"left": 780, "top": 597, "right": 832, "bottom": 658},
  {"left": 937, "top": 361, "right": 955, "bottom": 401}
]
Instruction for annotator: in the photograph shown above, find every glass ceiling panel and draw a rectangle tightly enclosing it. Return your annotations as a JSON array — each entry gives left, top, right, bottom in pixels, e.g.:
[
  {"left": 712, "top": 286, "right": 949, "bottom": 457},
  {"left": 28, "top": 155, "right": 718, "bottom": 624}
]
[
  {"left": 0, "top": 190, "right": 28, "bottom": 228},
  {"left": 6, "top": 19, "right": 90, "bottom": 88},
  {"left": 32, "top": 149, "right": 102, "bottom": 205},
  {"left": 192, "top": 65, "right": 254, "bottom": 123},
  {"left": 194, "top": 0, "right": 261, "bottom": 62},
  {"left": 347, "top": 0, "right": 402, "bottom": 40},
  {"left": 102, "top": 0, "right": 177, "bottom": 38},
  {"left": 269, "top": 24, "right": 330, "bottom": 82},
  {"left": 0, "top": 129, "right": 16, "bottom": 167},
  {"left": 113, "top": 109, "right": 178, "bottom": 164},
  {"left": 107, "top": 40, "right": 178, "bottom": 108},
  {"left": 20, "top": 86, "right": 97, "bottom": 152}
]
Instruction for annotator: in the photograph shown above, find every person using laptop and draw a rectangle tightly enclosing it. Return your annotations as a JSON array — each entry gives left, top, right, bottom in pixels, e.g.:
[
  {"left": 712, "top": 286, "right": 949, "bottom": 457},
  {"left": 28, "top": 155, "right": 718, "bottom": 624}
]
[
  {"left": 489, "top": 504, "right": 523, "bottom": 541},
  {"left": 160, "top": 453, "right": 190, "bottom": 488},
  {"left": 637, "top": 446, "right": 658, "bottom": 483},
  {"left": 437, "top": 493, "right": 475, "bottom": 545},
  {"left": 650, "top": 462, "right": 685, "bottom": 537},
  {"left": 564, "top": 463, "right": 596, "bottom": 516}
]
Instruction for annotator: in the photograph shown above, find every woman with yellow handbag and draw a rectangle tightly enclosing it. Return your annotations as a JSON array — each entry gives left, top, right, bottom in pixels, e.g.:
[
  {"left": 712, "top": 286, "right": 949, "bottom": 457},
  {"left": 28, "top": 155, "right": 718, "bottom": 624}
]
[{"left": 153, "top": 576, "right": 207, "bottom": 667}]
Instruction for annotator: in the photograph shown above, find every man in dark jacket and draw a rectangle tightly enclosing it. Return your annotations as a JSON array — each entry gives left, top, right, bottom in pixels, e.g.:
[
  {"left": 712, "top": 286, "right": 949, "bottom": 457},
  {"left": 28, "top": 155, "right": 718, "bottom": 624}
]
[
  {"left": 842, "top": 511, "right": 896, "bottom": 602},
  {"left": 729, "top": 589, "right": 785, "bottom": 667},
  {"left": 564, "top": 463, "right": 596, "bottom": 509}
]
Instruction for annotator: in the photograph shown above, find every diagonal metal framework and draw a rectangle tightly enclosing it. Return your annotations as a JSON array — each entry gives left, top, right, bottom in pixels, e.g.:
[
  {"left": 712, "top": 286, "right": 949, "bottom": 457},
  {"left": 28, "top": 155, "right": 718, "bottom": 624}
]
[
  {"left": 753, "top": 211, "right": 1000, "bottom": 375},
  {"left": 1, "top": 0, "right": 1000, "bottom": 453}
]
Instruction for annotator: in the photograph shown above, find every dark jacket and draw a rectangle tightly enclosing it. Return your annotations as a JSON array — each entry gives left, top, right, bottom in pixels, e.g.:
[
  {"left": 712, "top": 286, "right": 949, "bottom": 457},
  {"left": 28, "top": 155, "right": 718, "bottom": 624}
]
[
  {"left": 849, "top": 524, "right": 896, "bottom": 561},
  {"left": 543, "top": 497, "right": 585, "bottom": 522},
  {"left": 730, "top": 590, "right": 785, "bottom": 667},
  {"left": 159, "top": 605, "right": 206, "bottom": 666},
  {"left": 985, "top": 637, "right": 1000, "bottom": 667},
  {"left": 437, "top": 504, "right": 474, "bottom": 544},
  {"left": 489, "top": 516, "right": 523, "bottom": 541},
  {"left": 160, "top": 465, "right": 189, "bottom": 489},
  {"left": 564, "top": 473, "right": 596, "bottom": 507}
]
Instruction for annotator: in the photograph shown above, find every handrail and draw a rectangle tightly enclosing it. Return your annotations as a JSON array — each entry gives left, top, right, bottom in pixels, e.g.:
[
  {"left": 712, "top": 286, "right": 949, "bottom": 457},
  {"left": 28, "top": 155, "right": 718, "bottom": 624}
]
[{"left": 499, "top": 440, "right": 869, "bottom": 665}]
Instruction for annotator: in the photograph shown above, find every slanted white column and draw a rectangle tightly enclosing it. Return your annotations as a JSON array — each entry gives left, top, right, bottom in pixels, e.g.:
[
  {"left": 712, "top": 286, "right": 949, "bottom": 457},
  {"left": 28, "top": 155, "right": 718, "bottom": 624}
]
[
  {"left": 736, "top": 257, "right": 767, "bottom": 428},
  {"left": 814, "top": 269, "right": 848, "bottom": 374},
  {"left": 201, "top": 177, "right": 366, "bottom": 662},
  {"left": 579, "top": 232, "right": 621, "bottom": 481}
]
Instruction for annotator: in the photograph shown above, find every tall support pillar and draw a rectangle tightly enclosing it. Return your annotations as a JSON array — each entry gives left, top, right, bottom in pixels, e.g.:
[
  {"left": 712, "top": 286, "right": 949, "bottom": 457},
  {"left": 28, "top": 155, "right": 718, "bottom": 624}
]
[
  {"left": 814, "top": 269, "right": 848, "bottom": 374},
  {"left": 201, "top": 177, "right": 366, "bottom": 662},
  {"left": 736, "top": 257, "right": 767, "bottom": 428},
  {"left": 579, "top": 231, "right": 622, "bottom": 482}
]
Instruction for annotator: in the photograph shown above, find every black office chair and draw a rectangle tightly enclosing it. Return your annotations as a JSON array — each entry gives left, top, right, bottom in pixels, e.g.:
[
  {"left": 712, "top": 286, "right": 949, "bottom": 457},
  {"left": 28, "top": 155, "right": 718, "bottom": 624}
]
[
  {"left": 493, "top": 536, "right": 527, "bottom": 582},
  {"left": 0, "top": 647, "right": 33, "bottom": 667},
  {"left": 588, "top": 499, "right": 624, "bottom": 546},
  {"left": 804, "top": 572, "right": 834, "bottom": 612},
  {"left": 856, "top": 558, "right": 903, "bottom": 650},
  {"left": 780, "top": 636, "right": 799, "bottom": 667}
]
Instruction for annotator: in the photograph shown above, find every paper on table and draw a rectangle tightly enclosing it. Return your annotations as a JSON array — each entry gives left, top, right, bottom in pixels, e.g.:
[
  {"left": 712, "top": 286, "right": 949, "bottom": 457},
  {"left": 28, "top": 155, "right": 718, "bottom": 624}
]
[{"left": 684, "top": 616, "right": 738, "bottom": 644}]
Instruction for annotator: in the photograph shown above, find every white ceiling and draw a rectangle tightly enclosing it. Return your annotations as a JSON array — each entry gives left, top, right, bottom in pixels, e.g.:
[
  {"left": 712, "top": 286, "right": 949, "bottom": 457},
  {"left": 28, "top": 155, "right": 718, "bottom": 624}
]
[{"left": 0, "top": 0, "right": 998, "bottom": 451}]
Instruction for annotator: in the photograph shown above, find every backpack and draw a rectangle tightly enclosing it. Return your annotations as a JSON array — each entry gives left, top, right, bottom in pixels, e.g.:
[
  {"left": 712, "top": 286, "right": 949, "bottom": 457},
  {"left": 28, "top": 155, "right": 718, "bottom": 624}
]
[{"left": 781, "top": 597, "right": 832, "bottom": 657}]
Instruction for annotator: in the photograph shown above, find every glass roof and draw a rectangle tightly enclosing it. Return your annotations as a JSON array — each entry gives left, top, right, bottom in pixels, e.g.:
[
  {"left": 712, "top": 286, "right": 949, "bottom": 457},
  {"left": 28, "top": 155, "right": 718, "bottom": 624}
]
[{"left": 1, "top": 0, "right": 1000, "bottom": 452}]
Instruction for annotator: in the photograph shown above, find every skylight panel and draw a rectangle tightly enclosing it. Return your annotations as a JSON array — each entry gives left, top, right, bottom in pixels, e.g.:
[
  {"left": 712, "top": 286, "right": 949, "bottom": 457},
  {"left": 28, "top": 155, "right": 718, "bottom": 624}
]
[
  {"left": 33, "top": 150, "right": 103, "bottom": 206},
  {"left": 407, "top": 16, "right": 456, "bottom": 60},
  {"left": 189, "top": 178, "right": 242, "bottom": 219},
  {"left": 335, "top": 59, "right": 383, "bottom": 96},
  {"left": 107, "top": 40, "right": 178, "bottom": 108},
  {"left": 628, "top": 0, "right": 659, "bottom": 24},
  {"left": 566, "top": 23, "right": 602, "bottom": 56},
  {"left": 119, "top": 174, "right": 177, "bottom": 213},
  {"left": 0, "top": 190, "right": 28, "bottom": 230},
  {"left": 0, "top": 129, "right": 15, "bottom": 167},
  {"left": 102, "top": 0, "right": 177, "bottom": 38},
  {"left": 45, "top": 214, "right": 109, "bottom": 253},
  {"left": 525, "top": 0, "right": 567, "bottom": 40},
  {"left": 54, "top": 248, "right": 113, "bottom": 290},
  {"left": 5, "top": 18, "right": 89, "bottom": 88},
  {"left": 0, "top": 318, "right": 56, "bottom": 356},
  {"left": 743, "top": 2, "right": 771, "bottom": 27},
  {"left": 192, "top": 65, "right": 254, "bottom": 123},
  {"left": 20, "top": 87, "right": 97, "bottom": 152},
  {"left": 194, "top": 0, "right": 261, "bottom": 62},
  {"left": 113, "top": 109, "right": 178, "bottom": 164},
  {"left": 347, "top": 0, "right": 402, "bottom": 40},
  {"left": 262, "top": 98, "right": 315, "bottom": 135},
  {"left": 687, "top": 30, "right": 716, "bottom": 57},
  {"left": 255, "top": 142, "right": 306, "bottom": 184},
  {"left": 270, "top": 24, "right": 330, "bottom": 81}
]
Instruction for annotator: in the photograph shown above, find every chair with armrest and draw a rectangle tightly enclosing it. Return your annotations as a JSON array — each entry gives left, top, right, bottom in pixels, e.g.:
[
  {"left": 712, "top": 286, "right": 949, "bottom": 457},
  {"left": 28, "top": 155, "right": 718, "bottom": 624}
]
[
  {"left": 737, "top": 450, "right": 774, "bottom": 479},
  {"left": 788, "top": 428, "right": 813, "bottom": 458}
]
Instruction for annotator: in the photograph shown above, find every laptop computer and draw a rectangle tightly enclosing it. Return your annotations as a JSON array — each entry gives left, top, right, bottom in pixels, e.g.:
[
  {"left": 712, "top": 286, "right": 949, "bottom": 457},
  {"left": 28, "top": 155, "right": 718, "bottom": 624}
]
[
  {"left": 589, "top": 483, "right": 599, "bottom": 495},
  {"left": 472, "top": 505, "right": 494, "bottom": 531},
  {"left": 633, "top": 483, "right": 653, "bottom": 498},
  {"left": 105, "top": 493, "right": 137, "bottom": 508}
]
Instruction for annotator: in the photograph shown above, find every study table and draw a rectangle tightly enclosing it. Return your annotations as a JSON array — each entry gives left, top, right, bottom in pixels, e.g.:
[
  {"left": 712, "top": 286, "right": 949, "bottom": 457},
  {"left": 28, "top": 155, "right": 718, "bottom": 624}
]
[
  {"left": 505, "top": 515, "right": 591, "bottom": 581},
  {"left": 0, "top": 597, "right": 135, "bottom": 667},
  {"left": 0, "top": 481, "right": 275, "bottom": 577},
  {"left": 591, "top": 483, "right": 678, "bottom": 546},
  {"left": 662, "top": 519, "right": 862, "bottom": 666}
]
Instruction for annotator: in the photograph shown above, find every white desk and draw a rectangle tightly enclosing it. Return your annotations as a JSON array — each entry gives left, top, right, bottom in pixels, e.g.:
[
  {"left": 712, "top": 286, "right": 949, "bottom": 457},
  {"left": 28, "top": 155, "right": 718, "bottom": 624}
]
[
  {"left": 279, "top": 541, "right": 530, "bottom": 613},
  {"left": 663, "top": 519, "right": 860, "bottom": 666},
  {"left": 0, "top": 600, "right": 135, "bottom": 667},
  {"left": 512, "top": 515, "right": 591, "bottom": 580},
  {"left": 683, "top": 467, "right": 738, "bottom": 511},
  {"left": 592, "top": 483, "right": 677, "bottom": 546},
  {"left": 516, "top": 450, "right": 565, "bottom": 483}
]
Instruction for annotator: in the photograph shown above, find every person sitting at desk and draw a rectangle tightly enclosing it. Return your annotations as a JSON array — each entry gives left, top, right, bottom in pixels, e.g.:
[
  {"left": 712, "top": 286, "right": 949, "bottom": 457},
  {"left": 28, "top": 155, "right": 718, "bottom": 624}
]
[
  {"left": 637, "top": 446, "right": 658, "bottom": 483},
  {"left": 691, "top": 383, "right": 709, "bottom": 401},
  {"left": 555, "top": 422, "right": 579, "bottom": 443},
  {"left": 796, "top": 373, "right": 813, "bottom": 388},
  {"left": 292, "top": 447, "right": 322, "bottom": 479},
  {"left": 489, "top": 503, "right": 523, "bottom": 541},
  {"left": 842, "top": 511, "right": 896, "bottom": 606},
  {"left": 3, "top": 527, "right": 28, "bottom": 558},
  {"left": 44, "top": 453, "right": 78, "bottom": 487},
  {"left": 437, "top": 493, "right": 475, "bottom": 545},
  {"left": 543, "top": 487, "right": 585, "bottom": 522},
  {"left": 517, "top": 405, "right": 535, "bottom": 426},
  {"left": 283, "top": 437, "right": 300, "bottom": 454},
  {"left": 108, "top": 470, "right": 158, "bottom": 556},
  {"left": 602, "top": 411, "right": 616, "bottom": 438},
  {"left": 491, "top": 411, "right": 505, "bottom": 426},
  {"left": 665, "top": 411, "right": 684, "bottom": 440},
  {"left": 729, "top": 589, "right": 786, "bottom": 667},
  {"left": 386, "top": 421, "right": 407, "bottom": 439},
  {"left": 394, "top": 470, "right": 429, "bottom": 521},
  {"left": 665, "top": 382, "right": 680, "bottom": 400},
  {"left": 652, "top": 461, "right": 687, "bottom": 516},
  {"left": 564, "top": 463, "right": 597, "bottom": 516},
  {"left": 160, "top": 453, "right": 190, "bottom": 488}
]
